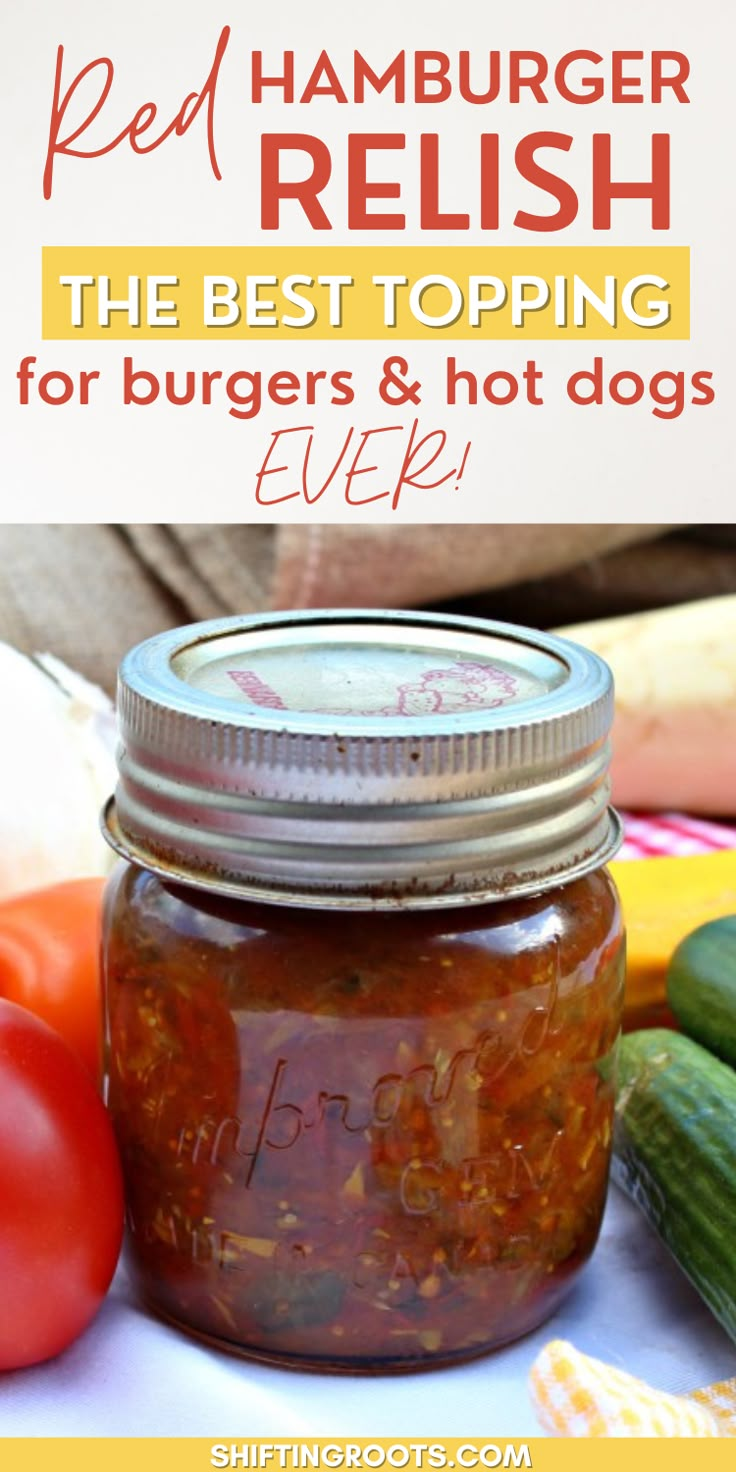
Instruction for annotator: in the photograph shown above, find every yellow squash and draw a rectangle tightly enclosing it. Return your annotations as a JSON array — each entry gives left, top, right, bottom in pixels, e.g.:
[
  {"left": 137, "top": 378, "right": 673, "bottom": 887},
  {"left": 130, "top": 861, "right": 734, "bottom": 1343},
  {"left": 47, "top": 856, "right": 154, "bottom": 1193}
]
[{"left": 610, "top": 849, "right": 736, "bottom": 1024}]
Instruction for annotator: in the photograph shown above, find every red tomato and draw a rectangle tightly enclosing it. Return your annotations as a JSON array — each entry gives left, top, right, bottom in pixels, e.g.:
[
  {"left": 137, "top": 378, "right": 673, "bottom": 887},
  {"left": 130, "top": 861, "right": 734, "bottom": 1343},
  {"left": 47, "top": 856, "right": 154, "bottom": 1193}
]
[
  {"left": 0, "top": 998, "right": 124, "bottom": 1368},
  {"left": 0, "top": 878, "right": 104, "bottom": 1081}
]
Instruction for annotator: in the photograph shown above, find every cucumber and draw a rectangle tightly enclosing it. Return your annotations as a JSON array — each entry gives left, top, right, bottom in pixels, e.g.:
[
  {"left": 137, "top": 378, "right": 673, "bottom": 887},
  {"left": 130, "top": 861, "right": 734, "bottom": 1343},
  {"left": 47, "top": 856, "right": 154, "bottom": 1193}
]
[
  {"left": 667, "top": 915, "right": 736, "bottom": 1068},
  {"left": 613, "top": 1028, "right": 736, "bottom": 1345}
]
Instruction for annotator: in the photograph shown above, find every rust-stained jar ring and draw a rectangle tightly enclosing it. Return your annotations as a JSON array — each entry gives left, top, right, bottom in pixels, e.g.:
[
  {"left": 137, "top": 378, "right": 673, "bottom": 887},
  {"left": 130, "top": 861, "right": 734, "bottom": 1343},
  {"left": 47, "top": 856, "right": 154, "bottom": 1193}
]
[
  {"left": 103, "top": 608, "right": 622, "bottom": 907},
  {"left": 101, "top": 610, "right": 625, "bottom": 1373}
]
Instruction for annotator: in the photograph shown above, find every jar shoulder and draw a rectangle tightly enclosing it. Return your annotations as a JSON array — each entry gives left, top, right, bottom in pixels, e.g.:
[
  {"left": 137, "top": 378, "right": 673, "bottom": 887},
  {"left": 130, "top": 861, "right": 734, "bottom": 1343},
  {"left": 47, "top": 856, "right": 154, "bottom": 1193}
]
[{"left": 103, "top": 861, "right": 622, "bottom": 1016}]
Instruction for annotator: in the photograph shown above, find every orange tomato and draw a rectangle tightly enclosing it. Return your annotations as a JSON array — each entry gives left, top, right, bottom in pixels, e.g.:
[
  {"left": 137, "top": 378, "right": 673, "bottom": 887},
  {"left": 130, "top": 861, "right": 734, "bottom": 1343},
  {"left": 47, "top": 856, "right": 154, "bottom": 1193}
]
[{"left": 0, "top": 878, "right": 105, "bottom": 1081}]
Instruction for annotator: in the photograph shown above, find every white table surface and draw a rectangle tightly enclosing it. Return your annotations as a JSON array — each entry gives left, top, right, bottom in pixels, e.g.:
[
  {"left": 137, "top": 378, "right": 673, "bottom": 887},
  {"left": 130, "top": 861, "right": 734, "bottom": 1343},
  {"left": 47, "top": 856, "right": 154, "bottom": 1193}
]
[{"left": 2, "top": 1186, "right": 735, "bottom": 1438}]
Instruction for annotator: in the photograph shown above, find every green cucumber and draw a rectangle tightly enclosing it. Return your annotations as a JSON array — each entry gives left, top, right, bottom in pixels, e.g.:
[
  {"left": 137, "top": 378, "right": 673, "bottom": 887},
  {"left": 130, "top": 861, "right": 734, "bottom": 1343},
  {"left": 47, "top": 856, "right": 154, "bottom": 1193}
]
[
  {"left": 667, "top": 915, "right": 736, "bottom": 1068},
  {"left": 613, "top": 1028, "right": 736, "bottom": 1345}
]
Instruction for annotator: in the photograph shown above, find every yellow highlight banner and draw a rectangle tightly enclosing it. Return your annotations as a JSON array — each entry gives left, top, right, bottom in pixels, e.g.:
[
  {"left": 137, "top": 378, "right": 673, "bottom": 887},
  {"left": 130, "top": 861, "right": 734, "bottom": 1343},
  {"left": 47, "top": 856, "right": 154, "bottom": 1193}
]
[
  {"left": 42, "top": 247, "right": 690, "bottom": 340},
  {"left": 2, "top": 1439, "right": 734, "bottom": 1472}
]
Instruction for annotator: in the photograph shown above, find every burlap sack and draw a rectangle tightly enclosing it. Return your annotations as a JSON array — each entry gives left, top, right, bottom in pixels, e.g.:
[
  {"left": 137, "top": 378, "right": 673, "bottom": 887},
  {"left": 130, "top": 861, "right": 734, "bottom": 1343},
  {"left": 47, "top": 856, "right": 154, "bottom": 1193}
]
[
  {"left": 0, "top": 523, "right": 676, "bottom": 690},
  {"left": 455, "top": 531, "right": 736, "bottom": 628}
]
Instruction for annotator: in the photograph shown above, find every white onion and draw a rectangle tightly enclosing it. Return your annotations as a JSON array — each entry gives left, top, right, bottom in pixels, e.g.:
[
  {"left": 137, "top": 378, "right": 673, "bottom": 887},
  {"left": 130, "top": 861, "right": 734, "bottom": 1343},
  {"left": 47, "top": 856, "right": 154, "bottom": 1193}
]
[{"left": 0, "top": 643, "right": 117, "bottom": 901}]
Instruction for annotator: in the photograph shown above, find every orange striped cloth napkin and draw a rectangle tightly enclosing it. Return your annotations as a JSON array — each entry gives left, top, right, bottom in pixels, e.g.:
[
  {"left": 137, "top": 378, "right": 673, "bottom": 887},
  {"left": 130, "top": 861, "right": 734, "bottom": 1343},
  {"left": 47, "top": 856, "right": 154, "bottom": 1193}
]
[{"left": 529, "top": 1340, "right": 736, "bottom": 1437}]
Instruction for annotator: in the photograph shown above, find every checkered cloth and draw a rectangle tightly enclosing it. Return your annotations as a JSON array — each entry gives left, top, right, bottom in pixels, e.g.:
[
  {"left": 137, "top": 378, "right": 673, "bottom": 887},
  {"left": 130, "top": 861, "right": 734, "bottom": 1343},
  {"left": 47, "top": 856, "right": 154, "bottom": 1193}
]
[
  {"left": 530, "top": 1340, "right": 736, "bottom": 1437},
  {"left": 618, "top": 812, "right": 736, "bottom": 861},
  {"left": 530, "top": 816, "right": 736, "bottom": 1435}
]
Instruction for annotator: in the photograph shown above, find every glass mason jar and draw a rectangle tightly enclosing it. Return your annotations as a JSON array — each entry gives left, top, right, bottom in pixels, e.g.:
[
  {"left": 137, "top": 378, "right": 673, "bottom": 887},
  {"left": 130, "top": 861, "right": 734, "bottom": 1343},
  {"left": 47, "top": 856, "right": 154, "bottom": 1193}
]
[{"left": 101, "top": 610, "right": 625, "bottom": 1372}]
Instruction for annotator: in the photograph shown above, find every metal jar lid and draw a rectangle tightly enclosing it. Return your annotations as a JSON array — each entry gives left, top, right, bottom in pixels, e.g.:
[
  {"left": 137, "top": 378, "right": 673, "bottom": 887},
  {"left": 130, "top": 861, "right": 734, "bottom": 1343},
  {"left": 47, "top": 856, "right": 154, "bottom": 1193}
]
[{"left": 102, "top": 609, "right": 622, "bottom": 909}]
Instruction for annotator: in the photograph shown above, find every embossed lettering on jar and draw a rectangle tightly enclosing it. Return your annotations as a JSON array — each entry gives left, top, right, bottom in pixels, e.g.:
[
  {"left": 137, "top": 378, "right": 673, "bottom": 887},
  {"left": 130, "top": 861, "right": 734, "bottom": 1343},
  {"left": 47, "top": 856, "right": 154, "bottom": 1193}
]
[{"left": 101, "top": 610, "right": 625, "bottom": 1371}]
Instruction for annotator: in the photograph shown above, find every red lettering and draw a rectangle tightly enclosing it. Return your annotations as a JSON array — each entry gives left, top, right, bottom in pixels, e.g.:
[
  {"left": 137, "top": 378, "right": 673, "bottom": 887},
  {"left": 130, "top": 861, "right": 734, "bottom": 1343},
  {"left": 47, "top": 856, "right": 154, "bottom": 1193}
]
[
  {"left": 509, "top": 52, "right": 549, "bottom": 103},
  {"left": 164, "top": 372, "right": 196, "bottom": 407},
  {"left": 354, "top": 52, "right": 405, "bottom": 103},
  {"left": 127, "top": 103, "right": 158, "bottom": 150},
  {"left": 611, "top": 51, "right": 645, "bottom": 104},
  {"left": 447, "top": 359, "right": 477, "bottom": 407},
  {"left": 305, "top": 370, "right": 327, "bottom": 400},
  {"left": 483, "top": 372, "right": 518, "bottom": 406},
  {"left": 391, "top": 421, "right": 456, "bottom": 509},
  {"left": 269, "top": 372, "right": 300, "bottom": 405},
  {"left": 255, "top": 427, "right": 308, "bottom": 504},
  {"left": 414, "top": 52, "right": 451, "bottom": 103},
  {"left": 16, "top": 356, "right": 37, "bottom": 405},
  {"left": 252, "top": 52, "right": 294, "bottom": 103},
  {"left": 567, "top": 358, "right": 604, "bottom": 405},
  {"left": 420, "top": 135, "right": 469, "bottom": 230},
  {"left": 261, "top": 134, "right": 332, "bottom": 230},
  {"left": 523, "top": 361, "right": 545, "bottom": 405},
  {"left": 43, "top": 27, "right": 229, "bottom": 200},
  {"left": 476, "top": 135, "right": 500, "bottom": 229},
  {"left": 455, "top": 441, "right": 472, "bottom": 486},
  {"left": 650, "top": 371, "right": 685, "bottom": 420},
  {"left": 226, "top": 371, "right": 261, "bottom": 420},
  {"left": 554, "top": 51, "right": 604, "bottom": 104},
  {"left": 301, "top": 51, "right": 349, "bottom": 104},
  {"left": 652, "top": 52, "right": 690, "bottom": 103},
  {"left": 38, "top": 372, "right": 75, "bottom": 405},
  {"left": 331, "top": 371, "right": 355, "bottom": 405},
  {"left": 135, "top": 26, "right": 229, "bottom": 166},
  {"left": 344, "top": 427, "right": 400, "bottom": 504},
  {"left": 302, "top": 428, "right": 356, "bottom": 500},
  {"left": 76, "top": 370, "right": 100, "bottom": 403},
  {"left": 691, "top": 371, "right": 715, "bottom": 405},
  {"left": 459, "top": 51, "right": 500, "bottom": 104},
  {"left": 348, "top": 134, "right": 405, "bottom": 230},
  {"left": 514, "top": 133, "right": 577, "bottom": 232},
  {"left": 44, "top": 52, "right": 114, "bottom": 199},
  {"left": 123, "top": 358, "right": 159, "bottom": 406},
  {"left": 202, "top": 371, "right": 223, "bottom": 404},
  {"left": 254, "top": 425, "right": 360, "bottom": 505},
  {"left": 480, "top": 135, "right": 499, "bottom": 230},
  {"left": 609, "top": 371, "right": 645, "bottom": 404},
  {"left": 592, "top": 134, "right": 670, "bottom": 229}
]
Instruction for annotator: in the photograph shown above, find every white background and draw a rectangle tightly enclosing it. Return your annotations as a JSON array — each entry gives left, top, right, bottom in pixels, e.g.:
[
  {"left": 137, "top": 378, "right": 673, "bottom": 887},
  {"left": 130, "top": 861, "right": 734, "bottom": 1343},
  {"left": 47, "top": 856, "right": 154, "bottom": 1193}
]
[{"left": 0, "top": 0, "right": 733, "bottom": 519}]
